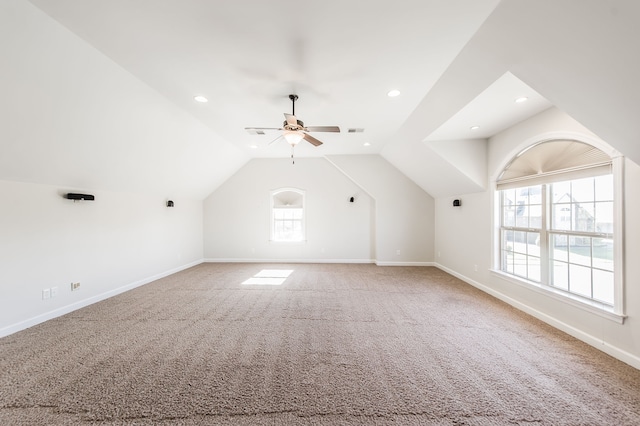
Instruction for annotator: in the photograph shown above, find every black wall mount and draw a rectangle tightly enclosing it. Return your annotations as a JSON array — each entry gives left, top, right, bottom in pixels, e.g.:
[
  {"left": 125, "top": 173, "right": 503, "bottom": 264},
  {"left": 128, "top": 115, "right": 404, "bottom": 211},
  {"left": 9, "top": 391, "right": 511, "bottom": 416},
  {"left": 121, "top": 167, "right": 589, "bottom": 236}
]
[{"left": 66, "top": 193, "right": 95, "bottom": 201}]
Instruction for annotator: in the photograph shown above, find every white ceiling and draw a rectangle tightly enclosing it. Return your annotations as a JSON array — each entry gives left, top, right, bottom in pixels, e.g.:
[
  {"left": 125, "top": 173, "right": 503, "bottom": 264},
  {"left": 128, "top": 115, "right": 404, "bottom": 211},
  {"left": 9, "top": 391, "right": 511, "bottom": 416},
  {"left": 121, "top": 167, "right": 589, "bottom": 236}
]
[
  {"left": 27, "top": 0, "right": 508, "bottom": 159},
  {"left": 426, "top": 72, "right": 551, "bottom": 142},
  {"left": 7, "top": 1, "right": 640, "bottom": 200}
]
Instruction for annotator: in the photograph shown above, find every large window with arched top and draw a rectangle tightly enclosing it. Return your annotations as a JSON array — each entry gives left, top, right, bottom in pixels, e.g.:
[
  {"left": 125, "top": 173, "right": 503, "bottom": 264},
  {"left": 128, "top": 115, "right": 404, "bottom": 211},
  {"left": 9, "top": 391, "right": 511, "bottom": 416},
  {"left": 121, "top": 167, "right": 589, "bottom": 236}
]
[
  {"left": 270, "top": 188, "right": 305, "bottom": 242},
  {"left": 496, "top": 139, "right": 624, "bottom": 318}
]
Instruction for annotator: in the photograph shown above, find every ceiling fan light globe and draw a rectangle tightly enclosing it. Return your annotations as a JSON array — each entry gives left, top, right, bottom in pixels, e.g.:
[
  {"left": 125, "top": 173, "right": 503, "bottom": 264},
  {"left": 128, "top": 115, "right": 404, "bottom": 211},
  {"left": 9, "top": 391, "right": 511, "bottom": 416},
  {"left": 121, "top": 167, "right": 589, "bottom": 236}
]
[{"left": 283, "top": 130, "right": 304, "bottom": 146}]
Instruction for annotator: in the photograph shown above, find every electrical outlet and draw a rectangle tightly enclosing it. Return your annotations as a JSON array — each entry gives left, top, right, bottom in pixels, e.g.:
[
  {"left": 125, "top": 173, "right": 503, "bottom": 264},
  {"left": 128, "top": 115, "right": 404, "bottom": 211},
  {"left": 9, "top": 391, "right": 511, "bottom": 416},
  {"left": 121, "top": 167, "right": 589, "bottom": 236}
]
[
  {"left": 51, "top": 286, "right": 58, "bottom": 298},
  {"left": 71, "top": 282, "right": 81, "bottom": 291},
  {"left": 42, "top": 289, "right": 50, "bottom": 300},
  {"left": 396, "top": 249, "right": 401, "bottom": 255},
  {"left": 474, "top": 264, "right": 478, "bottom": 272}
]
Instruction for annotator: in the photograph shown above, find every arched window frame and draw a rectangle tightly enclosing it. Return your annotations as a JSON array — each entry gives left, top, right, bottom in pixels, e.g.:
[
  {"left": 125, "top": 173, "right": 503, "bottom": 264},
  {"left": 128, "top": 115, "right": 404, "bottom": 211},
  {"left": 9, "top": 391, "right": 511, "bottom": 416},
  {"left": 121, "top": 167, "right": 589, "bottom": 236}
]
[
  {"left": 490, "top": 134, "right": 625, "bottom": 323},
  {"left": 270, "top": 188, "right": 306, "bottom": 243}
]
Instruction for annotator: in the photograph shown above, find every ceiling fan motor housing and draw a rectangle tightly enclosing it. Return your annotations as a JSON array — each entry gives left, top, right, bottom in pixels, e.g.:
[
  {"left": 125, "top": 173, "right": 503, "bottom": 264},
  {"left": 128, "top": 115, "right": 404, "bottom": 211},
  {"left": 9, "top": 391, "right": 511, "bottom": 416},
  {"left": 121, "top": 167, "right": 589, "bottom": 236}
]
[{"left": 283, "top": 119, "right": 305, "bottom": 131}]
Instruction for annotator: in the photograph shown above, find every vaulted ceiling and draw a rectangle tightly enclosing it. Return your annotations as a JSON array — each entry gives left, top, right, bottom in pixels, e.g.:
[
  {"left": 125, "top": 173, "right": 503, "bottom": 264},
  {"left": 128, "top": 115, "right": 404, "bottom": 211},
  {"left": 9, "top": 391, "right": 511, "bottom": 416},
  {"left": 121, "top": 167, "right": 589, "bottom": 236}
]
[{"left": 3, "top": 1, "right": 640, "bottom": 199}]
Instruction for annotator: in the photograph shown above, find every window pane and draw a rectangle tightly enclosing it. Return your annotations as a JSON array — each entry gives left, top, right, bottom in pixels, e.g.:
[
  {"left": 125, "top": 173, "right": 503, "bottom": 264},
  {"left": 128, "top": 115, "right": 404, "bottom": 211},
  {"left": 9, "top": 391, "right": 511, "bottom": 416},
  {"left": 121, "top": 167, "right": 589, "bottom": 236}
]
[
  {"left": 593, "top": 269, "right": 614, "bottom": 305},
  {"left": 572, "top": 178, "right": 594, "bottom": 203},
  {"left": 593, "top": 238, "right": 613, "bottom": 271},
  {"left": 569, "top": 236, "right": 591, "bottom": 267},
  {"left": 528, "top": 186, "right": 542, "bottom": 205},
  {"left": 513, "top": 253, "right": 527, "bottom": 278},
  {"left": 503, "top": 189, "right": 516, "bottom": 207},
  {"left": 551, "top": 234, "right": 568, "bottom": 262},
  {"left": 527, "top": 232, "right": 540, "bottom": 257},
  {"left": 528, "top": 256, "right": 541, "bottom": 282},
  {"left": 529, "top": 205, "right": 542, "bottom": 229},
  {"left": 513, "top": 231, "right": 527, "bottom": 254},
  {"left": 552, "top": 181, "right": 571, "bottom": 203},
  {"left": 595, "top": 202, "right": 613, "bottom": 234},
  {"left": 502, "top": 250, "right": 514, "bottom": 274},
  {"left": 552, "top": 204, "right": 571, "bottom": 230},
  {"left": 516, "top": 206, "right": 528, "bottom": 228},
  {"left": 503, "top": 229, "right": 514, "bottom": 252},
  {"left": 594, "top": 174, "right": 613, "bottom": 202},
  {"left": 503, "top": 205, "right": 515, "bottom": 227},
  {"left": 551, "top": 261, "right": 569, "bottom": 291},
  {"left": 573, "top": 202, "right": 595, "bottom": 232},
  {"left": 569, "top": 264, "right": 592, "bottom": 298}
]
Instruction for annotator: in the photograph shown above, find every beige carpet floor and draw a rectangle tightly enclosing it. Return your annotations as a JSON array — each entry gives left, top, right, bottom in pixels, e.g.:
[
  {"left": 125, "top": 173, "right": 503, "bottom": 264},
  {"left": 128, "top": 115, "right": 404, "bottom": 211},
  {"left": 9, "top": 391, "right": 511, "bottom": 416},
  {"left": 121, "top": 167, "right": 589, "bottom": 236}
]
[{"left": 1, "top": 263, "right": 639, "bottom": 425}]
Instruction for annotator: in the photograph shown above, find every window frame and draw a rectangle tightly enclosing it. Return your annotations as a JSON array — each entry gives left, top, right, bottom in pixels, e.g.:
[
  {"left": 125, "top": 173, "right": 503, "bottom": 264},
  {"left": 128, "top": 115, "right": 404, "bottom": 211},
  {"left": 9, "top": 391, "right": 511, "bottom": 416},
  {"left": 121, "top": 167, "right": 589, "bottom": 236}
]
[
  {"left": 269, "top": 188, "right": 306, "bottom": 243},
  {"left": 492, "top": 142, "right": 625, "bottom": 323}
]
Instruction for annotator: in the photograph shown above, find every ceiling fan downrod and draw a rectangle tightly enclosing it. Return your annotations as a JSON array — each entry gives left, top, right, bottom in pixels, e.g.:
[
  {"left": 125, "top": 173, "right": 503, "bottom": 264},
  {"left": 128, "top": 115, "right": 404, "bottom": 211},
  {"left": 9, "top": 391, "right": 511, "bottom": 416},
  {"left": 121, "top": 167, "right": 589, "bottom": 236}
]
[{"left": 289, "top": 94, "right": 298, "bottom": 116}]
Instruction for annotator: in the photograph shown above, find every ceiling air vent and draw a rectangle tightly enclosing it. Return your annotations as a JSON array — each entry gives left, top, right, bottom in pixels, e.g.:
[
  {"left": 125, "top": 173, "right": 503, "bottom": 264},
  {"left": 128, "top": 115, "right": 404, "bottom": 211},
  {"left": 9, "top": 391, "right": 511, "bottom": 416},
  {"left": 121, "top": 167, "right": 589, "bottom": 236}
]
[
  {"left": 348, "top": 128, "right": 364, "bottom": 133},
  {"left": 246, "top": 129, "right": 266, "bottom": 135}
]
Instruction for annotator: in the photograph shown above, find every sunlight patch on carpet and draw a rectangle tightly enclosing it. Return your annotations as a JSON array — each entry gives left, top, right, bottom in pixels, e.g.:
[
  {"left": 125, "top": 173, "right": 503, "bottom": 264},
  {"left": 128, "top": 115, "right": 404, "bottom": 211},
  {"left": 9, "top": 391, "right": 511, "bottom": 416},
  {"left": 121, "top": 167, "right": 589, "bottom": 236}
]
[{"left": 242, "top": 269, "right": 294, "bottom": 285}]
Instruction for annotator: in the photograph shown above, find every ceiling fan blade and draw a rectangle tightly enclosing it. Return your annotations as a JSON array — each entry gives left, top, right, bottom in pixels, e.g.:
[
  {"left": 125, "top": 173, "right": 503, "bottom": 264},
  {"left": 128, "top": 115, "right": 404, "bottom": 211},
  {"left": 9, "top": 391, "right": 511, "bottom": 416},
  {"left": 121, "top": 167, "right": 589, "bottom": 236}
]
[
  {"left": 284, "top": 113, "right": 297, "bottom": 127},
  {"left": 305, "top": 126, "right": 340, "bottom": 133},
  {"left": 245, "top": 127, "right": 282, "bottom": 130},
  {"left": 303, "top": 133, "right": 323, "bottom": 146}
]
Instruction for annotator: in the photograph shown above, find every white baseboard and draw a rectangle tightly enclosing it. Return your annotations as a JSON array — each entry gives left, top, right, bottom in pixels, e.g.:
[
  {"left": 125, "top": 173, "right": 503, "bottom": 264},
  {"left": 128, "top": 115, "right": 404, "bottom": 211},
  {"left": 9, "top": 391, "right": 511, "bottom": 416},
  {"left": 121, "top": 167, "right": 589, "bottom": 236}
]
[
  {"left": 204, "top": 258, "right": 376, "bottom": 264},
  {"left": 375, "top": 261, "right": 435, "bottom": 267},
  {"left": 204, "top": 258, "right": 434, "bottom": 267},
  {"left": 434, "top": 263, "right": 640, "bottom": 371},
  {"left": 0, "top": 259, "right": 203, "bottom": 339}
]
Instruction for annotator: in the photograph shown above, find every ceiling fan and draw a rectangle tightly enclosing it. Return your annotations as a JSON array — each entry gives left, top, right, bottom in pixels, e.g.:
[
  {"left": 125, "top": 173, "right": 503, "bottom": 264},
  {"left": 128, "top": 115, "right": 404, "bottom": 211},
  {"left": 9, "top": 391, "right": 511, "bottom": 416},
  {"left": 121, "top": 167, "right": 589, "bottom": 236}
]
[{"left": 245, "top": 94, "right": 340, "bottom": 148}]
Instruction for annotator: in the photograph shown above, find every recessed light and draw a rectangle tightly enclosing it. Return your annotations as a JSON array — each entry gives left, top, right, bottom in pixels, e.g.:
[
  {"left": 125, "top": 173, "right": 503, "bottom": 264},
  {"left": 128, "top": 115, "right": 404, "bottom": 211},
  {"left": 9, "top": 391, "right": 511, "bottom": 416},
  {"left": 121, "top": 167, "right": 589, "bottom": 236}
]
[
  {"left": 387, "top": 90, "right": 400, "bottom": 97},
  {"left": 515, "top": 96, "right": 528, "bottom": 103},
  {"left": 194, "top": 95, "right": 208, "bottom": 103},
  {"left": 470, "top": 126, "right": 480, "bottom": 130},
  {"left": 363, "top": 142, "right": 371, "bottom": 147},
  {"left": 249, "top": 144, "right": 258, "bottom": 149}
]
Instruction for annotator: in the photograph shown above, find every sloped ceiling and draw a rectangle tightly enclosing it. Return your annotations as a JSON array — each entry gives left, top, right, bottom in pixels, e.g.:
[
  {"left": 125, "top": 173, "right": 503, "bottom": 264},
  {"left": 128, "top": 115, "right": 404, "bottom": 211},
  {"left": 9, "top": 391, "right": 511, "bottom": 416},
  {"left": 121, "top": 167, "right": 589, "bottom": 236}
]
[
  {"left": 3, "top": 1, "right": 640, "bottom": 200},
  {"left": 382, "top": 0, "right": 640, "bottom": 197}
]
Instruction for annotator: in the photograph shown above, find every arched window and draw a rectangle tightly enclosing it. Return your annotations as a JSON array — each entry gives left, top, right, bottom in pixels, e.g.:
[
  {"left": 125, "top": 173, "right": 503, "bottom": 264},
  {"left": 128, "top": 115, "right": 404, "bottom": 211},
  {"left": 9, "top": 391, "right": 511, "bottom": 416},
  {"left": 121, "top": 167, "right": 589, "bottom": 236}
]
[
  {"left": 270, "top": 188, "right": 305, "bottom": 242},
  {"left": 496, "top": 139, "right": 624, "bottom": 317}
]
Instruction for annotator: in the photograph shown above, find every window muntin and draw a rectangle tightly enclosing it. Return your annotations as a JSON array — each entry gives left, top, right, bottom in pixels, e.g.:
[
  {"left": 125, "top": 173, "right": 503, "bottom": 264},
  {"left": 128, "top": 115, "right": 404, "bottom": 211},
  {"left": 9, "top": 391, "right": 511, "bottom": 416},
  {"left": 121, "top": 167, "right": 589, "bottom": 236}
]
[{"left": 499, "top": 174, "right": 615, "bottom": 306}]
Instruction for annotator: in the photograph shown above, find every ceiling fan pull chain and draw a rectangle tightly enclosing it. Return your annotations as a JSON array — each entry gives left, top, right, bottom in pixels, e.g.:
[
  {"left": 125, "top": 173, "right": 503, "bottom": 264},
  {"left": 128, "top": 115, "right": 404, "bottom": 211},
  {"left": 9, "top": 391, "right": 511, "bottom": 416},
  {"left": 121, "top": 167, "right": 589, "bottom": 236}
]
[{"left": 291, "top": 146, "right": 295, "bottom": 165}]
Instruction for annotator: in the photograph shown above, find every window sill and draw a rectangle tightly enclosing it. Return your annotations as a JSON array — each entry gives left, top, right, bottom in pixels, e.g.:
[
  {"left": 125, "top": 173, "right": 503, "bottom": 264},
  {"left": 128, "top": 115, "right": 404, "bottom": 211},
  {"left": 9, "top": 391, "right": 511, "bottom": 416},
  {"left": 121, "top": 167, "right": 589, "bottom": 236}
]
[{"left": 490, "top": 269, "right": 626, "bottom": 324}]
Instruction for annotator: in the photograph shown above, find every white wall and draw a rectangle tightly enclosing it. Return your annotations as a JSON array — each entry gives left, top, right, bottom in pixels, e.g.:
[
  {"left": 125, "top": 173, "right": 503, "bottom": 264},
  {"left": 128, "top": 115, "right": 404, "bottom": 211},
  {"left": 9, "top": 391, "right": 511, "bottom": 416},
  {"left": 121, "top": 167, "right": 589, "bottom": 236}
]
[
  {"left": 0, "top": 180, "right": 203, "bottom": 336},
  {"left": 327, "top": 155, "right": 434, "bottom": 264},
  {"left": 435, "top": 108, "right": 640, "bottom": 368},
  {"left": 203, "top": 157, "right": 374, "bottom": 262}
]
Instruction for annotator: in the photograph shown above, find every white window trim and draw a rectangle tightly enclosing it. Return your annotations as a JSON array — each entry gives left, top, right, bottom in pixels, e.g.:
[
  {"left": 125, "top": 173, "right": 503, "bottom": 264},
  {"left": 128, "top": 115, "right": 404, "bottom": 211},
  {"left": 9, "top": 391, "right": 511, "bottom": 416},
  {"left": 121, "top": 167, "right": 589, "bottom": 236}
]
[
  {"left": 489, "top": 269, "right": 625, "bottom": 324},
  {"left": 269, "top": 187, "right": 306, "bottom": 243},
  {"left": 491, "top": 140, "right": 625, "bottom": 321}
]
